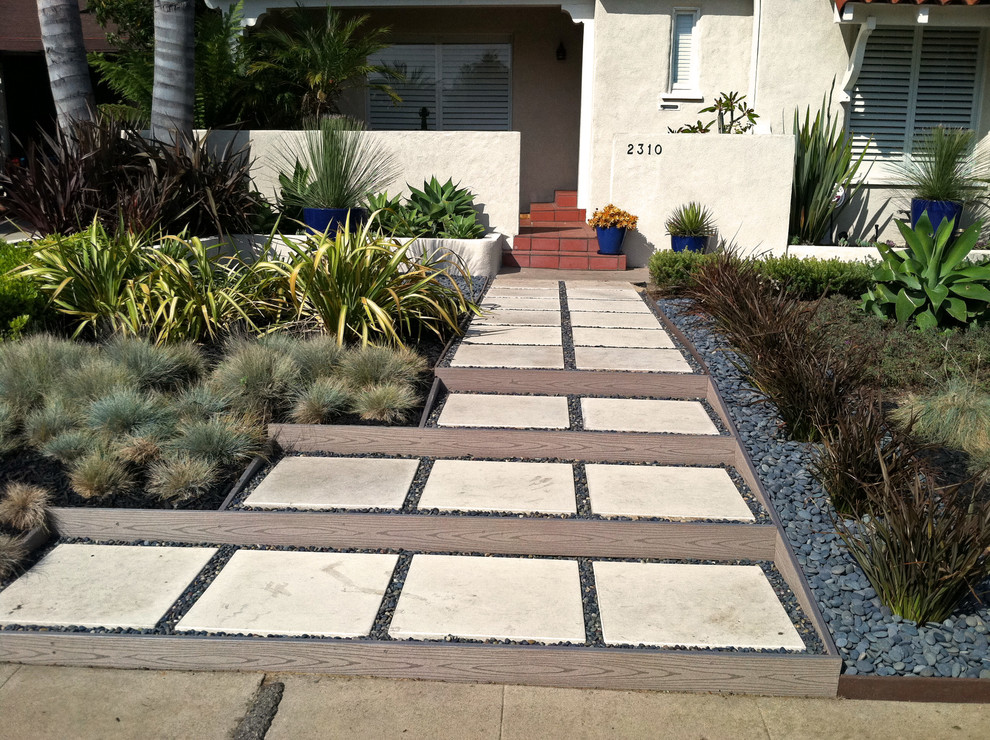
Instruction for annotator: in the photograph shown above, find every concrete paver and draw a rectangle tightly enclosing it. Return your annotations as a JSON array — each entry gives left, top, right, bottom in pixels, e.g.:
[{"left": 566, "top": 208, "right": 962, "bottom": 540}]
[
  {"left": 593, "top": 562, "right": 805, "bottom": 650},
  {"left": 0, "top": 665, "right": 261, "bottom": 740},
  {"left": 581, "top": 398, "right": 719, "bottom": 435},
  {"left": 243, "top": 456, "right": 419, "bottom": 510},
  {"left": 575, "top": 346, "right": 692, "bottom": 372},
  {"left": 501, "top": 685, "right": 771, "bottom": 740},
  {"left": 449, "top": 343, "right": 565, "bottom": 368},
  {"left": 0, "top": 544, "right": 216, "bottom": 629},
  {"left": 567, "top": 298, "right": 654, "bottom": 313},
  {"left": 572, "top": 327, "right": 675, "bottom": 348},
  {"left": 176, "top": 550, "right": 398, "bottom": 637},
  {"left": 564, "top": 286, "right": 642, "bottom": 302},
  {"left": 462, "top": 325, "right": 562, "bottom": 345},
  {"left": 474, "top": 309, "right": 562, "bottom": 325},
  {"left": 0, "top": 663, "right": 18, "bottom": 690},
  {"left": 438, "top": 393, "right": 570, "bottom": 428},
  {"left": 389, "top": 554, "right": 585, "bottom": 642},
  {"left": 570, "top": 311, "right": 661, "bottom": 329},
  {"left": 480, "top": 297, "right": 560, "bottom": 310},
  {"left": 484, "top": 288, "right": 560, "bottom": 300},
  {"left": 419, "top": 459, "right": 576, "bottom": 514},
  {"left": 585, "top": 464, "right": 755, "bottom": 521},
  {"left": 267, "top": 674, "right": 502, "bottom": 740}
]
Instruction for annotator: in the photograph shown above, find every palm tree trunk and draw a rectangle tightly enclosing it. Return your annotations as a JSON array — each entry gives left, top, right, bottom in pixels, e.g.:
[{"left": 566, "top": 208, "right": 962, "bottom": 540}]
[
  {"left": 151, "top": 0, "right": 195, "bottom": 143},
  {"left": 36, "top": 0, "right": 95, "bottom": 131}
]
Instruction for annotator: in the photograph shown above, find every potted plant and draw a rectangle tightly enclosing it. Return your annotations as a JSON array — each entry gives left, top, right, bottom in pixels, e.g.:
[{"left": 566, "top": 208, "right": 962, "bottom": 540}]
[
  {"left": 892, "top": 126, "right": 989, "bottom": 233},
  {"left": 587, "top": 204, "right": 638, "bottom": 255},
  {"left": 665, "top": 202, "right": 715, "bottom": 253},
  {"left": 275, "top": 116, "right": 398, "bottom": 235}
]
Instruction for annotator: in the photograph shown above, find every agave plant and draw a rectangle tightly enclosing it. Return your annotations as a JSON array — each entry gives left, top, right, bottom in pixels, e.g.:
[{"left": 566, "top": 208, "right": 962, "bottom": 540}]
[
  {"left": 665, "top": 203, "right": 715, "bottom": 237},
  {"left": 861, "top": 213, "right": 990, "bottom": 330}
]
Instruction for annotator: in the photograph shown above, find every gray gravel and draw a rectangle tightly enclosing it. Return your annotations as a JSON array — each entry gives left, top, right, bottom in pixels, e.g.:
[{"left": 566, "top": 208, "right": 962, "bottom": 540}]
[{"left": 660, "top": 298, "right": 990, "bottom": 679}]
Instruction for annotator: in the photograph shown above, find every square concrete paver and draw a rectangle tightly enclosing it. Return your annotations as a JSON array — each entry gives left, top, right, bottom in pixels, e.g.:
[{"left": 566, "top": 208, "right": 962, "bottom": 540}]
[
  {"left": 485, "top": 289, "right": 561, "bottom": 301},
  {"left": 449, "top": 344, "right": 565, "bottom": 369},
  {"left": 564, "top": 286, "right": 642, "bottom": 302},
  {"left": 480, "top": 297, "right": 560, "bottom": 311},
  {"left": 176, "top": 550, "right": 398, "bottom": 637},
  {"left": 592, "top": 562, "right": 805, "bottom": 650},
  {"left": 462, "top": 325, "right": 562, "bottom": 346},
  {"left": 419, "top": 460, "right": 576, "bottom": 514},
  {"left": 574, "top": 347, "right": 692, "bottom": 373},
  {"left": 581, "top": 398, "right": 719, "bottom": 434},
  {"left": 389, "top": 555, "right": 585, "bottom": 642},
  {"left": 572, "top": 327, "right": 675, "bottom": 349},
  {"left": 474, "top": 309, "right": 562, "bottom": 326},
  {"left": 242, "top": 456, "right": 419, "bottom": 510},
  {"left": 585, "top": 465, "right": 754, "bottom": 520},
  {"left": 438, "top": 393, "right": 570, "bottom": 429},
  {"left": 569, "top": 311, "right": 660, "bottom": 329},
  {"left": 489, "top": 280, "right": 558, "bottom": 290},
  {"left": 0, "top": 544, "right": 216, "bottom": 629},
  {"left": 567, "top": 298, "right": 653, "bottom": 314}
]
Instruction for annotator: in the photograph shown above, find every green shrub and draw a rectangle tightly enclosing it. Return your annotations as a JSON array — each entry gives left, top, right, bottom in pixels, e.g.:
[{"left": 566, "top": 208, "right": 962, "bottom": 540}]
[
  {"left": 648, "top": 250, "right": 713, "bottom": 294},
  {"left": 168, "top": 415, "right": 264, "bottom": 467},
  {"left": 68, "top": 447, "right": 135, "bottom": 500},
  {"left": 0, "top": 240, "right": 49, "bottom": 337},
  {"left": 350, "top": 382, "right": 418, "bottom": 423},
  {"left": 290, "top": 377, "right": 352, "bottom": 424},
  {"left": 147, "top": 452, "right": 219, "bottom": 505},
  {"left": 835, "top": 457, "right": 990, "bottom": 624},
  {"left": 0, "top": 482, "right": 50, "bottom": 532},
  {"left": 756, "top": 255, "right": 874, "bottom": 300},
  {"left": 862, "top": 215, "right": 990, "bottom": 330}
]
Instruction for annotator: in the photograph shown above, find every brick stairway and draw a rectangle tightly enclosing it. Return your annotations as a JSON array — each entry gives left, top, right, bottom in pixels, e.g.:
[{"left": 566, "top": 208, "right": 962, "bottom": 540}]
[{"left": 504, "top": 190, "right": 627, "bottom": 271}]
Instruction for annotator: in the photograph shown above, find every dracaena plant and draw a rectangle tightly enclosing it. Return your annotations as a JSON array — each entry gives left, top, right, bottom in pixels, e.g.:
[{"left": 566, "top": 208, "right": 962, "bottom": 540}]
[{"left": 861, "top": 213, "right": 990, "bottom": 330}]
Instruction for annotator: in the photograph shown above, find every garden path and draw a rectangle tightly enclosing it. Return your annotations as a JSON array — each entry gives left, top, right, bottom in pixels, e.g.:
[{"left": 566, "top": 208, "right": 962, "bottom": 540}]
[{"left": 0, "top": 279, "right": 840, "bottom": 696}]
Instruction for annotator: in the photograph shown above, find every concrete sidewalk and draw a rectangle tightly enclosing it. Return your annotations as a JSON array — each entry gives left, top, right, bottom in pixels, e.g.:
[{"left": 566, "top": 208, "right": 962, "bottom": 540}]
[{"left": 0, "top": 664, "right": 985, "bottom": 740}]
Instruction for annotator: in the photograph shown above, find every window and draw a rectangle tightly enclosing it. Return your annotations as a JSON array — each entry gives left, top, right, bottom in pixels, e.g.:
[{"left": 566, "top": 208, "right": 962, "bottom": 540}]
[
  {"left": 368, "top": 44, "right": 512, "bottom": 131},
  {"left": 668, "top": 9, "right": 700, "bottom": 96},
  {"left": 849, "top": 27, "right": 983, "bottom": 160}
]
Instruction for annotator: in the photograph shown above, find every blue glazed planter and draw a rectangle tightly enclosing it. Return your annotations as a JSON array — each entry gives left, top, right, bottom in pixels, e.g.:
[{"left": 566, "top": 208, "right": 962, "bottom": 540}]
[
  {"left": 595, "top": 226, "right": 626, "bottom": 255},
  {"left": 670, "top": 235, "right": 707, "bottom": 253},
  {"left": 302, "top": 207, "right": 367, "bottom": 236},
  {"left": 910, "top": 199, "right": 963, "bottom": 233}
]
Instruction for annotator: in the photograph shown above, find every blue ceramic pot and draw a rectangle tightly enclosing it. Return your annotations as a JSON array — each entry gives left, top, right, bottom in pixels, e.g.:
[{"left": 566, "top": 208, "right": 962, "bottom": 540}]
[
  {"left": 670, "top": 235, "right": 707, "bottom": 253},
  {"left": 302, "top": 207, "right": 367, "bottom": 236},
  {"left": 595, "top": 226, "right": 626, "bottom": 255},
  {"left": 910, "top": 199, "right": 963, "bottom": 233}
]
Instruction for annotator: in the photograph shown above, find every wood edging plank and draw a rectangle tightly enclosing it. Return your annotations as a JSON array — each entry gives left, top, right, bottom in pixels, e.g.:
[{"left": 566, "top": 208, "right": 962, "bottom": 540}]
[
  {"left": 418, "top": 376, "right": 446, "bottom": 428},
  {"left": 435, "top": 367, "right": 710, "bottom": 398},
  {"left": 268, "top": 425, "right": 738, "bottom": 465},
  {"left": 19, "top": 526, "right": 51, "bottom": 554},
  {"left": 218, "top": 456, "right": 268, "bottom": 511},
  {"left": 0, "top": 632, "right": 840, "bottom": 696},
  {"left": 48, "top": 508, "right": 778, "bottom": 560},
  {"left": 837, "top": 674, "right": 990, "bottom": 703}
]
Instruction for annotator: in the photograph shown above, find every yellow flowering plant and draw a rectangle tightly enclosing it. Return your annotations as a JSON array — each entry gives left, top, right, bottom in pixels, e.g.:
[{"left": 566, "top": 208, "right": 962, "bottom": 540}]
[{"left": 588, "top": 204, "right": 638, "bottom": 230}]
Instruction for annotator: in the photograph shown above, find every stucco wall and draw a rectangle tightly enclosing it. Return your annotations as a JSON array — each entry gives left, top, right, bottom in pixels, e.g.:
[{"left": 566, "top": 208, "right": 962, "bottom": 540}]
[
  {"left": 607, "top": 134, "right": 794, "bottom": 266},
  {"left": 334, "top": 7, "right": 583, "bottom": 208},
  {"left": 205, "top": 130, "right": 521, "bottom": 240}
]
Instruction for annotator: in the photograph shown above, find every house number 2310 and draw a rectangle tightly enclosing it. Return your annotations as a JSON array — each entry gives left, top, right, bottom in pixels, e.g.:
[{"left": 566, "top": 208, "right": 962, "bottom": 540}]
[{"left": 627, "top": 144, "right": 662, "bottom": 155}]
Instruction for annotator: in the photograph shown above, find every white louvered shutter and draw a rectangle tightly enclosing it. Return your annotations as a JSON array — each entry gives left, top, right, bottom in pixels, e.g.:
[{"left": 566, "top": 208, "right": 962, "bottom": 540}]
[
  {"left": 440, "top": 44, "right": 511, "bottom": 131},
  {"left": 849, "top": 27, "right": 982, "bottom": 160},
  {"left": 368, "top": 44, "right": 511, "bottom": 131},
  {"left": 671, "top": 12, "right": 698, "bottom": 91},
  {"left": 369, "top": 45, "right": 438, "bottom": 130}
]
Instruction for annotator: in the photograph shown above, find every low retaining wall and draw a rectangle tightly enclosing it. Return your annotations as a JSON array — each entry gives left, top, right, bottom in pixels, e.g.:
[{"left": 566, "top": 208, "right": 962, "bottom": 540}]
[{"left": 203, "top": 130, "right": 521, "bottom": 244}]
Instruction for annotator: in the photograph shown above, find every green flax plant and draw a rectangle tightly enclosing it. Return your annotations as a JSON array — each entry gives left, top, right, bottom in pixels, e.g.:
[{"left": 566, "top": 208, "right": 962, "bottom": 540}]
[{"left": 791, "top": 89, "right": 868, "bottom": 244}]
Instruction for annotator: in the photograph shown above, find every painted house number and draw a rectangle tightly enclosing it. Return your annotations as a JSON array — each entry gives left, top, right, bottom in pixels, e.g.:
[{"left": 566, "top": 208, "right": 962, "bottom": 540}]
[{"left": 627, "top": 144, "right": 663, "bottom": 155}]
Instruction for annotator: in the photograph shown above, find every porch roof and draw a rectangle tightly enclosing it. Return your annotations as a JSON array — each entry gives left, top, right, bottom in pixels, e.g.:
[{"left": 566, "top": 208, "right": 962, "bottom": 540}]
[
  {"left": 835, "top": 0, "right": 984, "bottom": 11},
  {"left": 0, "top": 0, "right": 114, "bottom": 53}
]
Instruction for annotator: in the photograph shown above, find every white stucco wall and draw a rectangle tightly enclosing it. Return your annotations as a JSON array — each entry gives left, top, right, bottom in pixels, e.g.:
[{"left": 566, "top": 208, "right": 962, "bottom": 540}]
[
  {"left": 206, "top": 130, "right": 521, "bottom": 241},
  {"left": 608, "top": 133, "right": 794, "bottom": 266}
]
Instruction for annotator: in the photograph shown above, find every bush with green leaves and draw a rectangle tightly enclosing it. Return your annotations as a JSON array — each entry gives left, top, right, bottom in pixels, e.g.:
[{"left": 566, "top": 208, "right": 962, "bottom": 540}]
[
  {"left": 862, "top": 214, "right": 990, "bottom": 330},
  {"left": 0, "top": 240, "right": 50, "bottom": 338}
]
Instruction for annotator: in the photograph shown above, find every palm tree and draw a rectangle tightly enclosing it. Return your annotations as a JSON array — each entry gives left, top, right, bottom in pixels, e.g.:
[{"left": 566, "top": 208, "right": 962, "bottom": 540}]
[
  {"left": 36, "top": 0, "right": 95, "bottom": 130},
  {"left": 249, "top": 8, "right": 401, "bottom": 125},
  {"left": 151, "top": 0, "right": 195, "bottom": 142}
]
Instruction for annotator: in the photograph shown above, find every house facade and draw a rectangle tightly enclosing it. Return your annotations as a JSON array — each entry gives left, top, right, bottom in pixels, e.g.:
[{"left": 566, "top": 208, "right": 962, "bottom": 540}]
[{"left": 227, "top": 0, "right": 990, "bottom": 266}]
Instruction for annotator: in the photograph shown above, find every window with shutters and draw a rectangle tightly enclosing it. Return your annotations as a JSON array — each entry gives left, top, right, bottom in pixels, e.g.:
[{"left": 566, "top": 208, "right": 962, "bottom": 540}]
[
  {"left": 848, "top": 27, "right": 984, "bottom": 162},
  {"left": 668, "top": 9, "right": 700, "bottom": 96},
  {"left": 367, "top": 44, "right": 511, "bottom": 131}
]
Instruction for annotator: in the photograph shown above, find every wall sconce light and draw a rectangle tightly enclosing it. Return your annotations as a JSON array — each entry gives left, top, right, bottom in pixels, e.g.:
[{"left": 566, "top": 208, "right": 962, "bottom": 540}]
[{"left": 556, "top": 42, "right": 566, "bottom": 61}]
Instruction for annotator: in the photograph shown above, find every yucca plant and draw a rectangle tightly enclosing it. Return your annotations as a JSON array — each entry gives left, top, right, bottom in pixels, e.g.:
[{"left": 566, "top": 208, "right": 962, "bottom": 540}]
[
  {"left": 274, "top": 117, "right": 398, "bottom": 211},
  {"left": 835, "top": 455, "right": 990, "bottom": 624},
  {"left": 791, "top": 89, "right": 868, "bottom": 245},
  {"left": 893, "top": 126, "right": 989, "bottom": 205},
  {"left": 259, "top": 218, "right": 477, "bottom": 345},
  {"left": 862, "top": 214, "right": 990, "bottom": 330}
]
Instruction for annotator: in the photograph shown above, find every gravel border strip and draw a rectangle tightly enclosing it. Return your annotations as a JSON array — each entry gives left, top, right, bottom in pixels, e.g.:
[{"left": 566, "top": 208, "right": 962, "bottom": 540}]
[
  {"left": 228, "top": 450, "right": 769, "bottom": 523},
  {"left": 0, "top": 537, "right": 820, "bottom": 654}
]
